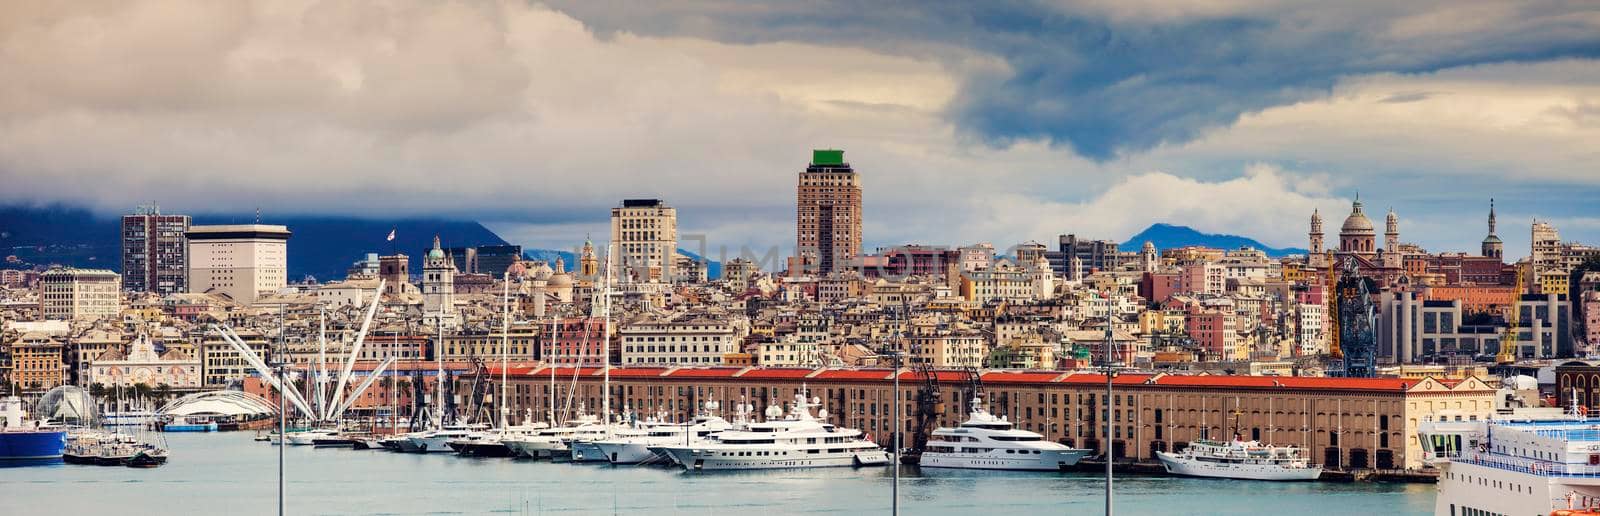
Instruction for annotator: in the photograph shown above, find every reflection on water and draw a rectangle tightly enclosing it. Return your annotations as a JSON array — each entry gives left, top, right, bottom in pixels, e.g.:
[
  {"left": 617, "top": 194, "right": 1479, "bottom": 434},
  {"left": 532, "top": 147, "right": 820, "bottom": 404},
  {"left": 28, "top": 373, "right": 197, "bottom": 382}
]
[{"left": 3, "top": 433, "right": 1435, "bottom": 515}]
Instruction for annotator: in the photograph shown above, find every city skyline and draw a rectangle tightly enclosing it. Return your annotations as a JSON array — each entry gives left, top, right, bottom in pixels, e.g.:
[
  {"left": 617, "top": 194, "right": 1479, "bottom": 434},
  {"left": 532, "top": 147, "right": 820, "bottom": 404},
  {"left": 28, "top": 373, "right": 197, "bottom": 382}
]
[{"left": 2, "top": 2, "right": 1598, "bottom": 260}]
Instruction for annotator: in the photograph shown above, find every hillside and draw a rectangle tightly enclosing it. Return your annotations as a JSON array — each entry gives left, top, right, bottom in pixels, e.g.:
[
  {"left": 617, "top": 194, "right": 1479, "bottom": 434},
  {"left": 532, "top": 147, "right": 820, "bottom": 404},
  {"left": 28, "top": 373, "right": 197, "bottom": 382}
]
[{"left": 1121, "top": 223, "right": 1306, "bottom": 258}]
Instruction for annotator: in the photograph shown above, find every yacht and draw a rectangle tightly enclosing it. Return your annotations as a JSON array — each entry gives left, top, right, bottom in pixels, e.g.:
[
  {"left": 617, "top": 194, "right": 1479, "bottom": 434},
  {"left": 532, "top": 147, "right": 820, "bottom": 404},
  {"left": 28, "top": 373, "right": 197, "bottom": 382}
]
[
  {"left": 401, "top": 424, "right": 487, "bottom": 453},
  {"left": 503, "top": 413, "right": 607, "bottom": 459},
  {"left": 448, "top": 418, "right": 551, "bottom": 458},
  {"left": 1421, "top": 404, "right": 1600, "bottom": 516},
  {"left": 656, "top": 392, "right": 889, "bottom": 470},
  {"left": 919, "top": 396, "right": 1090, "bottom": 471},
  {"left": 593, "top": 410, "right": 735, "bottom": 465},
  {"left": 1155, "top": 438, "right": 1322, "bottom": 481},
  {"left": 282, "top": 429, "right": 337, "bottom": 446}
]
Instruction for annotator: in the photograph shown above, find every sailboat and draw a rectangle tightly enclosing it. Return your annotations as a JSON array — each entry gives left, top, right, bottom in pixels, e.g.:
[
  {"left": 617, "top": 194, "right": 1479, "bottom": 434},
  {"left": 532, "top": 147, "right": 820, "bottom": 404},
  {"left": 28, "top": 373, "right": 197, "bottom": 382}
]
[{"left": 450, "top": 278, "right": 550, "bottom": 457}]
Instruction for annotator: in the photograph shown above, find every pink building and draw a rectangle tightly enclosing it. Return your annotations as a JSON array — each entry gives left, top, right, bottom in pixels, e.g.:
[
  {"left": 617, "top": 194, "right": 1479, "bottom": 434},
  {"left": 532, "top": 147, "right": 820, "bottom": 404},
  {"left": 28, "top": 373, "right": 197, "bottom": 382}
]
[{"left": 1186, "top": 309, "right": 1239, "bottom": 360}]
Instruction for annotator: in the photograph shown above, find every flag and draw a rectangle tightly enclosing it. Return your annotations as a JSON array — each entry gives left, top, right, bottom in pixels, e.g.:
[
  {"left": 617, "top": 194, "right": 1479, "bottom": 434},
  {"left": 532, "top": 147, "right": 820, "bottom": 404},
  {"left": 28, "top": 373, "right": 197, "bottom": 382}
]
[{"left": 386, "top": 228, "right": 396, "bottom": 242}]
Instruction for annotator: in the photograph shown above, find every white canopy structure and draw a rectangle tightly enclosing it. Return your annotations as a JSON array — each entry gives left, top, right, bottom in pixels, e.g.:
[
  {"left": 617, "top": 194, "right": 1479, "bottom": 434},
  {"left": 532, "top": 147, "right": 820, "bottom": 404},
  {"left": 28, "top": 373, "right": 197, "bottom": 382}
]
[
  {"left": 207, "top": 279, "right": 395, "bottom": 423},
  {"left": 158, "top": 390, "right": 277, "bottom": 418}
]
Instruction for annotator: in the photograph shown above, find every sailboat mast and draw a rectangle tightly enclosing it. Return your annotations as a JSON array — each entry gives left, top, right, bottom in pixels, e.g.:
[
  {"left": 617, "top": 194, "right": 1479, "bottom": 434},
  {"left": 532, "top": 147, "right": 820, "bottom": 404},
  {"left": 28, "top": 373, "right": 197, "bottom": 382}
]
[
  {"left": 317, "top": 307, "right": 327, "bottom": 422},
  {"left": 601, "top": 246, "right": 612, "bottom": 428},
  {"left": 500, "top": 272, "right": 511, "bottom": 431},
  {"left": 435, "top": 313, "right": 443, "bottom": 428},
  {"left": 549, "top": 316, "right": 557, "bottom": 426}
]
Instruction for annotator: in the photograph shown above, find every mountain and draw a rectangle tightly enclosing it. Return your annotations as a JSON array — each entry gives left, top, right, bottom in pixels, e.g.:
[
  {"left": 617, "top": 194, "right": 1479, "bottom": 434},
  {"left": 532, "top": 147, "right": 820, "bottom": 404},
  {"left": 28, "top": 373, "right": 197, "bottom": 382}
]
[
  {"left": 523, "top": 248, "right": 722, "bottom": 279},
  {"left": 0, "top": 204, "right": 507, "bottom": 281},
  {"left": 1121, "top": 223, "right": 1307, "bottom": 258}
]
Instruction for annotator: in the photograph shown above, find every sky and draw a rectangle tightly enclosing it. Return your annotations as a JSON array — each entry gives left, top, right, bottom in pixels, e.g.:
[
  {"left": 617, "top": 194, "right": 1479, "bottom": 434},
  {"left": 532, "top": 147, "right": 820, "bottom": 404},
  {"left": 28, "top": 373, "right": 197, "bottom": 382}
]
[{"left": 1, "top": 1, "right": 1598, "bottom": 261}]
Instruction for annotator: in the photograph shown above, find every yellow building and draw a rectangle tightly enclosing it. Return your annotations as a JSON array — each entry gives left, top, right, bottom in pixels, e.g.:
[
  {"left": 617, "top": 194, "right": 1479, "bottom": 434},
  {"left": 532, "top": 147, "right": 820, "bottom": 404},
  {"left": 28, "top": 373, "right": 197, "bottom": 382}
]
[{"left": 11, "top": 332, "right": 65, "bottom": 392}]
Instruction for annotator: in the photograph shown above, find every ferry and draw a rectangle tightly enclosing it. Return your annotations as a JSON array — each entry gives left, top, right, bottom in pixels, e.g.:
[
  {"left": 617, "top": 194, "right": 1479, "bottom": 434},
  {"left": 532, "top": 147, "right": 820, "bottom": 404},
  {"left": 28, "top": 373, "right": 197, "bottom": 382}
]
[
  {"left": 1421, "top": 404, "right": 1600, "bottom": 516},
  {"left": 919, "top": 396, "right": 1091, "bottom": 471},
  {"left": 1155, "top": 438, "right": 1322, "bottom": 481},
  {"left": 0, "top": 396, "right": 66, "bottom": 462},
  {"left": 655, "top": 392, "right": 889, "bottom": 470}
]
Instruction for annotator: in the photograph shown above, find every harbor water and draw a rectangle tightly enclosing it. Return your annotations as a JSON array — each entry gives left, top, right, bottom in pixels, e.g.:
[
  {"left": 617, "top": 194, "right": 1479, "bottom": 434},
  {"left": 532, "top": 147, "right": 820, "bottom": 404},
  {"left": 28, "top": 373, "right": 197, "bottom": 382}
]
[{"left": 4, "top": 433, "right": 1436, "bottom": 515}]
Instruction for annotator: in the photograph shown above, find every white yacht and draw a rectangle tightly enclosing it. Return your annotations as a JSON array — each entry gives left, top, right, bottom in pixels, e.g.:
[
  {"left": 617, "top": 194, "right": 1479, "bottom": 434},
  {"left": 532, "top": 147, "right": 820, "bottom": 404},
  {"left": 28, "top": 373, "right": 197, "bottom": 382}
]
[
  {"left": 592, "top": 409, "right": 735, "bottom": 465},
  {"left": 1421, "top": 404, "right": 1600, "bottom": 516},
  {"left": 282, "top": 429, "right": 338, "bottom": 446},
  {"left": 656, "top": 392, "right": 889, "bottom": 470},
  {"left": 448, "top": 416, "right": 550, "bottom": 457},
  {"left": 919, "top": 396, "right": 1090, "bottom": 471},
  {"left": 502, "top": 413, "right": 606, "bottom": 459},
  {"left": 1155, "top": 438, "right": 1322, "bottom": 481},
  {"left": 401, "top": 424, "right": 486, "bottom": 453}
]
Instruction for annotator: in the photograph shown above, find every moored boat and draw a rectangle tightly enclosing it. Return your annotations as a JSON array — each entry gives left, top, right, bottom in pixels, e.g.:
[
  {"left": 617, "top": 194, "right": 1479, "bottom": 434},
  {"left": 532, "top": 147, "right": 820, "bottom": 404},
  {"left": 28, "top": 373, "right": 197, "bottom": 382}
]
[
  {"left": 656, "top": 392, "right": 889, "bottom": 471},
  {"left": 918, "top": 396, "right": 1090, "bottom": 471},
  {"left": 0, "top": 396, "right": 66, "bottom": 462},
  {"left": 1155, "top": 439, "right": 1322, "bottom": 481}
]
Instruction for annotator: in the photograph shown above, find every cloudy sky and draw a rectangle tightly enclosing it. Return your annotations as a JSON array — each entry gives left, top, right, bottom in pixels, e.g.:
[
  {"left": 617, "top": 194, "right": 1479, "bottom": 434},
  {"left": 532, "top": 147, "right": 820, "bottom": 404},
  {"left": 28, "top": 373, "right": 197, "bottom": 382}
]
[{"left": 2, "top": 1, "right": 1598, "bottom": 260}]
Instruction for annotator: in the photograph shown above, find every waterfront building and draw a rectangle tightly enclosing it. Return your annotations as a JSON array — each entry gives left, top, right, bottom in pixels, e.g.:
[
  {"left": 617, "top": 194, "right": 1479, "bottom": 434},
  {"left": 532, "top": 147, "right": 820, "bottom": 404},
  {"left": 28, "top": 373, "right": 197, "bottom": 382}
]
[
  {"left": 346, "top": 253, "right": 380, "bottom": 278},
  {"left": 200, "top": 328, "right": 270, "bottom": 388},
  {"left": 795, "top": 149, "right": 862, "bottom": 275},
  {"left": 11, "top": 332, "right": 64, "bottom": 392},
  {"left": 186, "top": 224, "right": 290, "bottom": 305},
  {"left": 38, "top": 266, "right": 120, "bottom": 322},
  {"left": 121, "top": 204, "right": 190, "bottom": 294},
  {"left": 619, "top": 314, "right": 741, "bottom": 365},
  {"left": 611, "top": 199, "right": 677, "bottom": 283},
  {"left": 86, "top": 334, "right": 200, "bottom": 389},
  {"left": 491, "top": 366, "right": 1494, "bottom": 470}
]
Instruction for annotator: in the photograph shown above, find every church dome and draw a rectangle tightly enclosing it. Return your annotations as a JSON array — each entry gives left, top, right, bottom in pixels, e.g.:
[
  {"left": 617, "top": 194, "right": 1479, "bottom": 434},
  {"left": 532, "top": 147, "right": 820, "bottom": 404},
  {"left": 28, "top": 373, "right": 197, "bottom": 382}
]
[
  {"left": 427, "top": 248, "right": 445, "bottom": 260},
  {"left": 1341, "top": 200, "right": 1375, "bottom": 234},
  {"left": 548, "top": 272, "right": 573, "bottom": 288}
]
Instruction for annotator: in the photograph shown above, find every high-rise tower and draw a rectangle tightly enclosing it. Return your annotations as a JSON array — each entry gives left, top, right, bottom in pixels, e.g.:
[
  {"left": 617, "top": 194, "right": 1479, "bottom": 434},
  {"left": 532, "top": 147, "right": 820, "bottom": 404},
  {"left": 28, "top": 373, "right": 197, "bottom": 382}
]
[
  {"left": 610, "top": 199, "right": 677, "bottom": 282},
  {"left": 122, "top": 204, "right": 191, "bottom": 294},
  {"left": 795, "top": 149, "right": 861, "bottom": 274}
]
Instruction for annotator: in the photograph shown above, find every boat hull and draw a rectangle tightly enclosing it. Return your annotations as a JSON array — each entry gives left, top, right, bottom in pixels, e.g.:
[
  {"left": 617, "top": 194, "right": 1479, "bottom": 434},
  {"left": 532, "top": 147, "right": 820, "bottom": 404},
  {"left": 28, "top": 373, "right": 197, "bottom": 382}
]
[
  {"left": 919, "top": 449, "right": 1089, "bottom": 471},
  {"left": 0, "top": 430, "right": 67, "bottom": 461},
  {"left": 1156, "top": 452, "right": 1322, "bottom": 481},
  {"left": 660, "top": 448, "right": 890, "bottom": 471},
  {"left": 161, "top": 423, "right": 218, "bottom": 432}
]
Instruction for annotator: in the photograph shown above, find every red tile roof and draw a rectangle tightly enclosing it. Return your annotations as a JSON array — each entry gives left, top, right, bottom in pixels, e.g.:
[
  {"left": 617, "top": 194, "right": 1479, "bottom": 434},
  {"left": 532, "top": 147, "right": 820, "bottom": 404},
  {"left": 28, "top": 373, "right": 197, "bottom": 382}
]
[
  {"left": 811, "top": 369, "right": 894, "bottom": 381},
  {"left": 981, "top": 371, "right": 1064, "bottom": 384},
  {"left": 738, "top": 368, "right": 815, "bottom": 379},
  {"left": 663, "top": 368, "right": 746, "bottom": 378},
  {"left": 606, "top": 367, "right": 671, "bottom": 378}
]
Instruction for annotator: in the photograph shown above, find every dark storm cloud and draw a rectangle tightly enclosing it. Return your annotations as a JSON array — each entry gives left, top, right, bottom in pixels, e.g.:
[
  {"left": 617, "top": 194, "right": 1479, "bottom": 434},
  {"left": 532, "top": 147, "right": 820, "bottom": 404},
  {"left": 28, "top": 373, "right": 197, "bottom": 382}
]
[{"left": 545, "top": 0, "right": 1600, "bottom": 159}]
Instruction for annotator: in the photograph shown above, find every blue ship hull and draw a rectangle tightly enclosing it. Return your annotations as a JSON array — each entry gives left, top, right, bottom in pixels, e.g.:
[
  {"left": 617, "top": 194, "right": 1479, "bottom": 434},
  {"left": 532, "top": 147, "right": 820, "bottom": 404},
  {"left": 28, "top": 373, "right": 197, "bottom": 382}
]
[
  {"left": 162, "top": 423, "right": 217, "bottom": 432},
  {"left": 0, "top": 430, "right": 67, "bottom": 460}
]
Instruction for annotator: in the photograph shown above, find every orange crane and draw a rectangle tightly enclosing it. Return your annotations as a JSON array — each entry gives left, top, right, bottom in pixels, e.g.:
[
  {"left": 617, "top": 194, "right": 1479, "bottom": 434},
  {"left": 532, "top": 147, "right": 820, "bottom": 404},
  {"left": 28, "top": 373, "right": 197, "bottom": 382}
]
[{"left": 1496, "top": 263, "right": 1527, "bottom": 365}]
